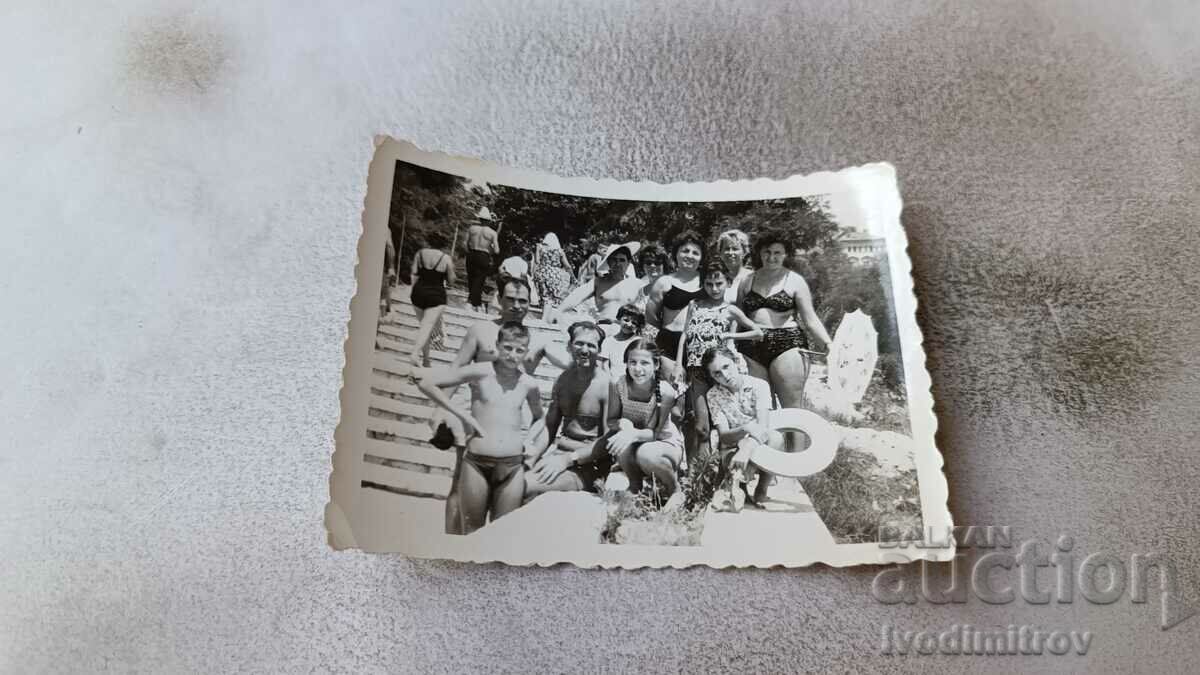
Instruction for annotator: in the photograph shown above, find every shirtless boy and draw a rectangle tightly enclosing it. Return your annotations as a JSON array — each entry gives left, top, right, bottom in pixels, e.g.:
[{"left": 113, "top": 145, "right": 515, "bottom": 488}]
[
  {"left": 524, "top": 321, "right": 614, "bottom": 499},
  {"left": 429, "top": 276, "right": 566, "bottom": 446},
  {"left": 417, "top": 322, "right": 544, "bottom": 534}
]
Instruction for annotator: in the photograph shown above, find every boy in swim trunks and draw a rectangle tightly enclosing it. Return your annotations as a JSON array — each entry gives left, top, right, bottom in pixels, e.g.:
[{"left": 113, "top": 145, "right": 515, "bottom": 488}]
[{"left": 417, "top": 322, "right": 545, "bottom": 534}]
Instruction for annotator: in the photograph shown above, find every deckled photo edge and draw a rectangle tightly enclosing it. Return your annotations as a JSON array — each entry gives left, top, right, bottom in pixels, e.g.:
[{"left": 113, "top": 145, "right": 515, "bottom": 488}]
[{"left": 327, "top": 136, "right": 954, "bottom": 567}]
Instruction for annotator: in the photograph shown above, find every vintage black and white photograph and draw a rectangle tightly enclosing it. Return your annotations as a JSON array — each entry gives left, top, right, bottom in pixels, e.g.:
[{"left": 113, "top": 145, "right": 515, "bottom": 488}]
[{"left": 328, "top": 140, "right": 951, "bottom": 567}]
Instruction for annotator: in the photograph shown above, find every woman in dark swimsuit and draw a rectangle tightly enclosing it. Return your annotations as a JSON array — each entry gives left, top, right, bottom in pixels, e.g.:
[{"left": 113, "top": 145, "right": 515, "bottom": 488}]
[
  {"left": 409, "top": 232, "right": 457, "bottom": 367},
  {"left": 736, "top": 229, "right": 832, "bottom": 411},
  {"left": 644, "top": 230, "right": 706, "bottom": 375}
]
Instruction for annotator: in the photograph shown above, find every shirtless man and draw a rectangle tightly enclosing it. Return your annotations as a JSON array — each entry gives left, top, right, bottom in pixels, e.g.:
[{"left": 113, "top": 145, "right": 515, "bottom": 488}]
[
  {"left": 465, "top": 207, "right": 500, "bottom": 312},
  {"left": 524, "top": 321, "right": 614, "bottom": 499},
  {"left": 546, "top": 244, "right": 643, "bottom": 332},
  {"left": 418, "top": 322, "right": 544, "bottom": 534}
]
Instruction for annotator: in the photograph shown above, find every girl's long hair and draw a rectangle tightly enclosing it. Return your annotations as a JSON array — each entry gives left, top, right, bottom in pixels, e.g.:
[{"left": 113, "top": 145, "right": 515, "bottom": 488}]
[{"left": 622, "top": 337, "right": 664, "bottom": 411}]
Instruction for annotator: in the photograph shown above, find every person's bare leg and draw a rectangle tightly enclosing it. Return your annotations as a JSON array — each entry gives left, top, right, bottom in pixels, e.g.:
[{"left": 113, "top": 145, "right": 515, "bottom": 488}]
[
  {"left": 752, "top": 430, "right": 786, "bottom": 504},
  {"left": 411, "top": 305, "right": 446, "bottom": 367},
  {"left": 688, "top": 379, "right": 713, "bottom": 462},
  {"left": 523, "top": 468, "right": 587, "bottom": 503},
  {"left": 446, "top": 455, "right": 490, "bottom": 534},
  {"left": 768, "top": 349, "right": 810, "bottom": 450},
  {"left": 489, "top": 466, "right": 527, "bottom": 521},
  {"left": 636, "top": 442, "right": 680, "bottom": 495},
  {"left": 617, "top": 445, "right": 645, "bottom": 493}
]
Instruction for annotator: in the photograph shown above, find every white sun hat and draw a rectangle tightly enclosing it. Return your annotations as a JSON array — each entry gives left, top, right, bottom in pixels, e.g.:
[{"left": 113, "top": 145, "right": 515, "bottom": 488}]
[{"left": 596, "top": 241, "right": 642, "bottom": 276}]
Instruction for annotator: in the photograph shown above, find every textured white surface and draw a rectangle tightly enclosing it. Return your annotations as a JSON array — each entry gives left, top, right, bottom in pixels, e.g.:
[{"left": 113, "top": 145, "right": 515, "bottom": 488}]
[{"left": 2, "top": 1, "right": 1199, "bottom": 672}]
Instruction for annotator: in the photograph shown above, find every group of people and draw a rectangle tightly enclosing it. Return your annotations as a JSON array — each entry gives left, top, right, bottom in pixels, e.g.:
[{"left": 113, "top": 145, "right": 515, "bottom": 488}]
[{"left": 402, "top": 215, "right": 834, "bottom": 535}]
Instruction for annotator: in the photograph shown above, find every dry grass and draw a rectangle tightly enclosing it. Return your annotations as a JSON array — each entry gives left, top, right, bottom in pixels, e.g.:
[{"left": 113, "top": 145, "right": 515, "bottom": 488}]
[
  {"left": 798, "top": 447, "right": 921, "bottom": 544},
  {"left": 598, "top": 487, "right": 706, "bottom": 547}
]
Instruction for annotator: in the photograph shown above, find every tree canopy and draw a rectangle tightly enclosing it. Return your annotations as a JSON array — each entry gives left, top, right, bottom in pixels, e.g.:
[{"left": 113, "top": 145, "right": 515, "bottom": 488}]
[{"left": 386, "top": 161, "right": 904, "bottom": 390}]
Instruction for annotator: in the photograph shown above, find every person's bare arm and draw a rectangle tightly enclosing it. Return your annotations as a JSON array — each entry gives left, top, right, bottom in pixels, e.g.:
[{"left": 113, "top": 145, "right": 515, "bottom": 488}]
[
  {"left": 606, "top": 380, "right": 623, "bottom": 428},
  {"left": 551, "top": 280, "right": 595, "bottom": 322},
  {"left": 651, "top": 383, "right": 677, "bottom": 442},
  {"left": 675, "top": 302, "right": 692, "bottom": 366},
  {"left": 409, "top": 250, "right": 420, "bottom": 282},
  {"left": 530, "top": 381, "right": 563, "bottom": 459},
  {"left": 432, "top": 323, "right": 481, "bottom": 407},
  {"left": 644, "top": 277, "right": 667, "bottom": 329},
  {"left": 792, "top": 274, "right": 831, "bottom": 350},
  {"left": 525, "top": 380, "right": 544, "bottom": 423},
  {"left": 416, "top": 363, "right": 490, "bottom": 435},
  {"left": 452, "top": 325, "right": 480, "bottom": 368},
  {"left": 443, "top": 254, "right": 457, "bottom": 286},
  {"left": 736, "top": 272, "right": 753, "bottom": 307},
  {"left": 724, "top": 306, "right": 764, "bottom": 341}
]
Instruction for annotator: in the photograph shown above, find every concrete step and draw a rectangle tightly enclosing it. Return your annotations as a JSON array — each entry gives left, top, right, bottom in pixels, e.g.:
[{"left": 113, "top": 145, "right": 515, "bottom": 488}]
[
  {"left": 362, "top": 437, "right": 456, "bottom": 474},
  {"left": 371, "top": 375, "right": 554, "bottom": 405},
  {"left": 373, "top": 352, "right": 564, "bottom": 384},
  {"left": 384, "top": 305, "right": 562, "bottom": 333},
  {"left": 368, "top": 395, "right": 437, "bottom": 423},
  {"left": 361, "top": 462, "right": 451, "bottom": 500},
  {"left": 366, "top": 417, "right": 436, "bottom": 445}
]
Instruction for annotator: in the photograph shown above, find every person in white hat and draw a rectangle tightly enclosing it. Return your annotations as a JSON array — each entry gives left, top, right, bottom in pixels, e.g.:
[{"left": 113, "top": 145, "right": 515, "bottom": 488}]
[
  {"left": 546, "top": 242, "right": 643, "bottom": 332},
  {"left": 465, "top": 206, "right": 500, "bottom": 312}
]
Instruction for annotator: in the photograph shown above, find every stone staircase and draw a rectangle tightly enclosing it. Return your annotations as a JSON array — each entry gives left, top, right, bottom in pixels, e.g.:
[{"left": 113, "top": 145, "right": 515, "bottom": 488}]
[{"left": 361, "top": 285, "right": 570, "bottom": 500}]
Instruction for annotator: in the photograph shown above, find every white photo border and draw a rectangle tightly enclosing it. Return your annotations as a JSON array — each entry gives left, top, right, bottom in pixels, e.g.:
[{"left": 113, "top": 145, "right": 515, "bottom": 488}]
[{"left": 327, "top": 137, "right": 954, "bottom": 568}]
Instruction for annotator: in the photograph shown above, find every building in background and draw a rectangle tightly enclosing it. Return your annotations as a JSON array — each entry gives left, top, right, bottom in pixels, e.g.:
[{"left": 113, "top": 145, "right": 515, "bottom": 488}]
[{"left": 836, "top": 229, "right": 886, "bottom": 265}]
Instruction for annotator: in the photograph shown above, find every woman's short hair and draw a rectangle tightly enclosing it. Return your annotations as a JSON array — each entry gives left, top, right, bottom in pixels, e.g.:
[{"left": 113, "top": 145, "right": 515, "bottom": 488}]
[
  {"left": 751, "top": 227, "right": 796, "bottom": 268},
  {"left": 716, "top": 229, "right": 750, "bottom": 257},
  {"left": 670, "top": 229, "right": 707, "bottom": 266},
  {"left": 699, "top": 345, "right": 740, "bottom": 385}
]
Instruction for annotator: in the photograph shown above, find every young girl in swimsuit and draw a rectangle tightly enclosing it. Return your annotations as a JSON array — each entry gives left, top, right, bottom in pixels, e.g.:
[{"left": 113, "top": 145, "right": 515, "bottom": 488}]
[
  {"left": 605, "top": 338, "right": 685, "bottom": 500},
  {"left": 702, "top": 346, "right": 785, "bottom": 511},
  {"left": 675, "top": 263, "right": 762, "bottom": 461}
]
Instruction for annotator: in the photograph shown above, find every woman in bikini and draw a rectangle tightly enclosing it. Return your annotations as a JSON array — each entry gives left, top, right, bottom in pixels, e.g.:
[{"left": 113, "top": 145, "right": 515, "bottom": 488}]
[
  {"left": 736, "top": 228, "right": 832, "bottom": 411},
  {"left": 409, "top": 231, "right": 456, "bottom": 367},
  {"left": 644, "top": 230, "right": 706, "bottom": 375}
]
